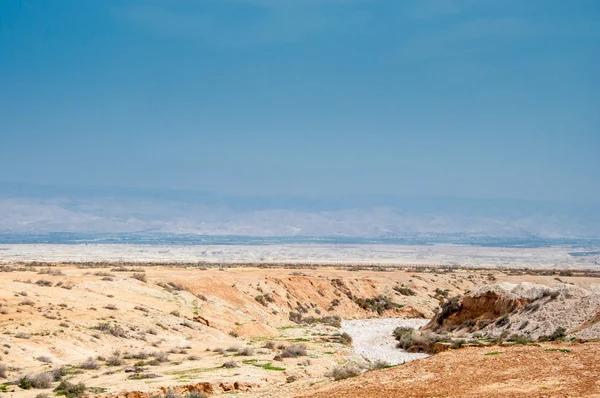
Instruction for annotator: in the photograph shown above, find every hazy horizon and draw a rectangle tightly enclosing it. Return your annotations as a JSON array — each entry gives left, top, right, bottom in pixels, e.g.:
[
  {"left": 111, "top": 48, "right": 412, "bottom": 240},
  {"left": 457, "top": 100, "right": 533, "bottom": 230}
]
[{"left": 1, "top": 1, "right": 599, "bottom": 239}]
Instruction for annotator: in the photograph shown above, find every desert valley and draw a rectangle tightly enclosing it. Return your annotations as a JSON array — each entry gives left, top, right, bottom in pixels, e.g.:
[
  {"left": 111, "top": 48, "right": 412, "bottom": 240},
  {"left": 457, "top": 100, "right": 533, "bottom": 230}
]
[{"left": 1, "top": 244, "right": 600, "bottom": 397}]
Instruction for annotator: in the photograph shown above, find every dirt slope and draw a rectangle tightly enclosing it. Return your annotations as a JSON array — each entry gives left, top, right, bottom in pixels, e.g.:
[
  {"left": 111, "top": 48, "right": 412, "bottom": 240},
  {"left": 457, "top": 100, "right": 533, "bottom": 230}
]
[{"left": 291, "top": 342, "right": 600, "bottom": 398}]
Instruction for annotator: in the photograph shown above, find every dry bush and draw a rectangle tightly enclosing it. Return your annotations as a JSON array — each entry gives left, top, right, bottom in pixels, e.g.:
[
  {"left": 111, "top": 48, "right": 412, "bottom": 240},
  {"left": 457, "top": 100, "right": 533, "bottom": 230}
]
[
  {"left": 0, "top": 363, "right": 7, "bottom": 378},
  {"left": 370, "top": 360, "right": 390, "bottom": 370},
  {"left": 54, "top": 380, "right": 86, "bottom": 398},
  {"left": 151, "top": 351, "right": 169, "bottom": 362},
  {"left": 104, "top": 304, "right": 118, "bottom": 310},
  {"left": 22, "top": 372, "right": 53, "bottom": 389},
  {"left": 80, "top": 358, "right": 98, "bottom": 370},
  {"left": 393, "top": 286, "right": 416, "bottom": 296},
  {"left": 36, "top": 356, "right": 53, "bottom": 363},
  {"left": 222, "top": 360, "right": 238, "bottom": 368},
  {"left": 393, "top": 327, "right": 441, "bottom": 352},
  {"left": 15, "top": 332, "right": 31, "bottom": 339},
  {"left": 94, "top": 322, "right": 127, "bottom": 337},
  {"left": 105, "top": 351, "right": 124, "bottom": 366},
  {"left": 132, "top": 273, "right": 147, "bottom": 283},
  {"left": 238, "top": 347, "right": 254, "bottom": 356},
  {"left": 339, "top": 332, "right": 353, "bottom": 346},
  {"left": 19, "top": 299, "right": 35, "bottom": 306},
  {"left": 280, "top": 344, "right": 307, "bottom": 358},
  {"left": 332, "top": 364, "right": 361, "bottom": 380},
  {"left": 263, "top": 341, "right": 275, "bottom": 350},
  {"left": 38, "top": 268, "right": 64, "bottom": 276}
]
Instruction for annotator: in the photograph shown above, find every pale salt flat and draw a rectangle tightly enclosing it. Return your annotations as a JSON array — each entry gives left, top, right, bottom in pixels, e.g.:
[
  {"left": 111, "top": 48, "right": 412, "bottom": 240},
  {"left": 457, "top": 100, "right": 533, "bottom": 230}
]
[{"left": 0, "top": 243, "right": 596, "bottom": 269}]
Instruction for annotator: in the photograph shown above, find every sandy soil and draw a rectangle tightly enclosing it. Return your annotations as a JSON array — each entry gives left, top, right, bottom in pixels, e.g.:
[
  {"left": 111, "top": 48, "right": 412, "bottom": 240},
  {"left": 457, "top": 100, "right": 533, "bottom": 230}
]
[
  {"left": 291, "top": 342, "right": 600, "bottom": 398},
  {"left": 0, "top": 263, "right": 599, "bottom": 398}
]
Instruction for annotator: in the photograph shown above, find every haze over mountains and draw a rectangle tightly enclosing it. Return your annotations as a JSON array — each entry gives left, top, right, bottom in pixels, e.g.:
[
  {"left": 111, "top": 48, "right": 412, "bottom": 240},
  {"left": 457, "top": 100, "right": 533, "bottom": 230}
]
[{"left": 1, "top": 182, "right": 598, "bottom": 238}]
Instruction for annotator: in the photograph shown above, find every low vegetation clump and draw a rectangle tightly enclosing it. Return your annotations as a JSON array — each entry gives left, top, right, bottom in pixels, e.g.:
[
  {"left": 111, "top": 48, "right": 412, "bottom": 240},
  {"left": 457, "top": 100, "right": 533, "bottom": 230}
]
[
  {"left": 339, "top": 332, "right": 353, "bottom": 346},
  {"left": 254, "top": 294, "right": 275, "bottom": 306},
  {"left": 289, "top": 312, "right": 342, "bottom": 328},
  {"left": 79, "top": 358, "right": 98, "bottom": 370},
  {"left": 0, "top": 363, "right": 7, "bottom": 379},
  {"left": 94, "top": 322, "right": 127, "bottom": 337},
  {"left": 222, "top": 360, "right": 238, "bottom": 368},
  {"left": 54, "top": 380, "right": 86, "bottom": 398},
  {"left": 105, "top": 351, "right": 124, "bottom": 366},
  {"left": 393, "top": 327, "right": 443, "bottom": 352},
  {"left": 370, "top": 360, "right": 391, "bottom": 370},
  {"left": 280, "top": 344, "right": 307, "bottom": 358},
  {"left": 539, "top": 327, "right": 567, "bottom": 342},
  {"left": 19, "top": 372, "right": 53, "bottom": 389},
  {"left": 353, "top": 296, "right": 400, "bottom": 315},
  {"left": 132, "top": 273, "right": 147, "bottom": 283},
  {"left": 393, "top": 286, "right": 416, "bottom": 296},
  {"left": 331, "top": 364, "right": 362, "bottom": 380}
]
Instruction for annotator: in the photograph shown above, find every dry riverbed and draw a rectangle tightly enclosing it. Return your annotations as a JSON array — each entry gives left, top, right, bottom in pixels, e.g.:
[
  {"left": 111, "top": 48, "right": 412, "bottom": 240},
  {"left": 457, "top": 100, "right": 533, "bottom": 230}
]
[{"left": 339, "top": 318, "right": 430, "bottom": 365}]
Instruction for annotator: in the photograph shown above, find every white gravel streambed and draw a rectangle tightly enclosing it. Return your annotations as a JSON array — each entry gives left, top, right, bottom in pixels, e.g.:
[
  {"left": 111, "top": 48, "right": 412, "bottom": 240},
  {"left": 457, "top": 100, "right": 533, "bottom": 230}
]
[{"left": 339, "top": 318, "right": 430, "bottom": 365}]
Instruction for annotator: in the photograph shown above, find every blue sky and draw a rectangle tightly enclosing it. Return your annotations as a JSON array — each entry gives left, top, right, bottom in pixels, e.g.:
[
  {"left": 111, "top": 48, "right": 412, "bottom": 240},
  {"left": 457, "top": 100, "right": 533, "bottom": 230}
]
[{"left": 1, "top": 0, "right": 599, "bottom": 202}]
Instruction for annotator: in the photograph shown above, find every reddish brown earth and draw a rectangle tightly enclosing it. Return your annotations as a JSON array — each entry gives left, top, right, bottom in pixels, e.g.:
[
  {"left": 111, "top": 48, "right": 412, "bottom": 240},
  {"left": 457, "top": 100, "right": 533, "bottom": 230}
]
[{"left": 292, "top": 342, "right": 600, "bottom": 398}]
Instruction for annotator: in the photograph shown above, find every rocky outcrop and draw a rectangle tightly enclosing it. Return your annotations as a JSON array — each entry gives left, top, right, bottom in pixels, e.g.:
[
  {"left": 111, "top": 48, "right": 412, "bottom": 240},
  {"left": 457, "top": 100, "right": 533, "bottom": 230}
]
[{"left": 423, "top": 282, "right": 600, "bottom": 341}]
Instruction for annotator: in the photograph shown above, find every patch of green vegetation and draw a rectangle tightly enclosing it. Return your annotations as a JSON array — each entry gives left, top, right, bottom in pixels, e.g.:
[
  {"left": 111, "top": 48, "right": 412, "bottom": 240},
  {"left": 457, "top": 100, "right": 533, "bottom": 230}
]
[
  {"left": 545, "top": 348, "right": 571, "bottom": 353},
  {"left": 244, "top": 361, "right": 286, "bottom": 371},
  {"left": 324, "top": 351, "right": 336, "bottom": 355},
  {"left": 87, "top": 387, "right": 107, "bottom": 394},
  {"left": 484, "top": 351, "right": 503, "bottom": 356},
  {"left": 164, "top": 367, "right": 220, "bottom": 376},
  {"left": 287, "top": 338, "right": 310, "bottom": 342},
  {"left": 262, "top": 363, "right": 286, "bottom": 371},
  {"left": 0, "top": 382, "right": 11, "bottom": 392},
  {"left": 277, "top": 325, "right": 301, "bottom": 330}
]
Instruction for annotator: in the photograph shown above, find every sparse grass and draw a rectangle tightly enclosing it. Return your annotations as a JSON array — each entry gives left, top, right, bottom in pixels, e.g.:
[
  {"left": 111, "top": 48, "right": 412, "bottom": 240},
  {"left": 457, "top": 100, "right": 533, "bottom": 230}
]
[
  {"left": 545, "top": 348, "right": 571, "bottom": 353},
  {"left": 484, "top": 351, "right": 503, "bottom": 356}
]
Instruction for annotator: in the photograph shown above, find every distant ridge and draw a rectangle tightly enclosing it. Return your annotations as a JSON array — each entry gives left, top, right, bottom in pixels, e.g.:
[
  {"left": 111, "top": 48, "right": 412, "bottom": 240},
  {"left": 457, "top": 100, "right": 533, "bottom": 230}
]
[{"left": 1, "top": 182, "right": 599, "bottom": 238}]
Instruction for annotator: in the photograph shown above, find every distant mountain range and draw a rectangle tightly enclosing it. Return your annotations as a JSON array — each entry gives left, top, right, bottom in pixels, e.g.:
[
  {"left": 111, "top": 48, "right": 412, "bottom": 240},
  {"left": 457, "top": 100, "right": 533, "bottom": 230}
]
[{"left": 1, "top": 182, "right": 599, "bottom": 238}]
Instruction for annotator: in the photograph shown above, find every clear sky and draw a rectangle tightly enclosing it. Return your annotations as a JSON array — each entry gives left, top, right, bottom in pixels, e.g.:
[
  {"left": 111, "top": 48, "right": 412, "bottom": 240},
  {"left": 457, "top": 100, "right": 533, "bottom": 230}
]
[{"left": 1, "top": 0, "right": 599, "bottom": 202}]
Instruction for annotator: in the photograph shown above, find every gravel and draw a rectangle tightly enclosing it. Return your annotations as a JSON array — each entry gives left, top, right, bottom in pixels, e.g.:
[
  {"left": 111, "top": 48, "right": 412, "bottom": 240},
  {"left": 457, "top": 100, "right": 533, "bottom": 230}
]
[{"left": 340, "top": 318, "right": 430, "bottom": 365}]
